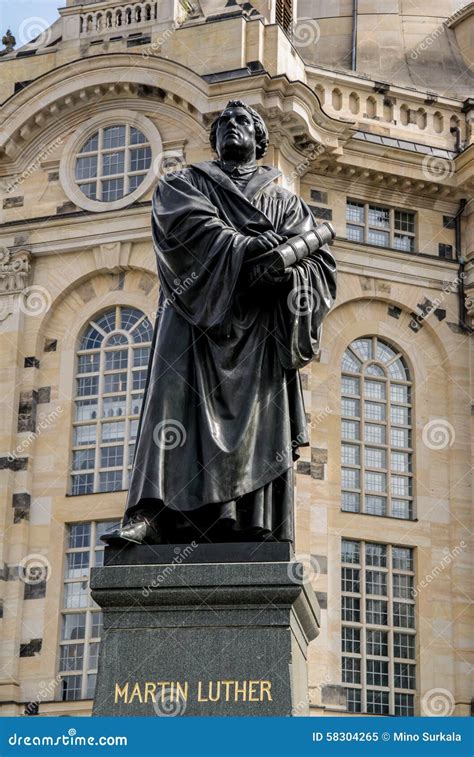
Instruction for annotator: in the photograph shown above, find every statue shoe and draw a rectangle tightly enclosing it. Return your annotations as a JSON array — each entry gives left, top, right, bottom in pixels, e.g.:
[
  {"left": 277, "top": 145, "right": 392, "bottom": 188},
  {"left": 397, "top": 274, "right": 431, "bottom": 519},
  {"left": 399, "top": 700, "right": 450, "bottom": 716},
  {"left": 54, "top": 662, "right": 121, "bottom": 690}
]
[{"left": 100, "top": 512, "right": 161, "bottom": 546}]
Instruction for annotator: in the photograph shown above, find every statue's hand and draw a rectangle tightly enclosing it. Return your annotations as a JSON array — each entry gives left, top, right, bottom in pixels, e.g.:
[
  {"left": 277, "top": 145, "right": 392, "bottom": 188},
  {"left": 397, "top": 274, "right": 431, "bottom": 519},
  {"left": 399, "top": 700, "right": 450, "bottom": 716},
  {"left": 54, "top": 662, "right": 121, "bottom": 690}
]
[
  {"left": 247, "top": 263, "right": 293, "bottom": 290},
  {"left": 247, "top": 230, "right": 285, "bottom": 257}
]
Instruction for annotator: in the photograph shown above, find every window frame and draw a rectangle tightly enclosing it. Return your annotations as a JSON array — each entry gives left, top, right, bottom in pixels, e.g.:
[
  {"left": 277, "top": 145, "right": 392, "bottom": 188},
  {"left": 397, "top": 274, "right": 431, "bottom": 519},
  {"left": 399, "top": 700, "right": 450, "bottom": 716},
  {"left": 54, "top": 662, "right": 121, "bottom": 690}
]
[
  {"left": 346, "top": 199, "right": 416, "bottom": 253},
  {"left": 341, "top": 539, "right": 417, "bottom": 716},
  {"left": 341, "top": 336, "right": 414, "bottom": 520}
]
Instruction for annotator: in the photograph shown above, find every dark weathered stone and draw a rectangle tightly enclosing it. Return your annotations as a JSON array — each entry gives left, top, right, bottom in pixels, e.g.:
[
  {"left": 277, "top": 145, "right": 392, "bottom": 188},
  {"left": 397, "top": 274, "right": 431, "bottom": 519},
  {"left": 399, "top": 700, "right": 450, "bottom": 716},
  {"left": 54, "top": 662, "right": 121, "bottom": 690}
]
[
  {"left": 17, "top": 390, "right": 38, "bottom": 433},
  {"left": 310, "top": 189, "right": 328, "bottom": 204},
  {"left": 24, "top": 580, "right": 47, "bottom": 599},
  {"left": 0, "top": 457, "right": 28, "bottom": 471},
  {"left": 296, "top": 461, "right": 311, "bottom": 475},
  {"left": 19, "top": 638, "right": 42, "bottom": 657},
  {"left": 104, "top": 541, "right": 293, "bottom": 567},
  {"left": 3, "top": 196, "right": 24, "bottom": 209},
  {"left": 315, "top": 591, "right": 327, "bottom": 609},
  {"left": 37, "top": 387, "right": 51, "bottom": 404},
  {"left": 24, "top": 357, "right": 39, "bottom": 368},
  {"left": 44, "top": 339, "right": 57, "bottom": 352},
  {"left": 12, "top": 492, "right": 31, "bottom": 523},
  {"left": 312, "top": 554, "right": 327, "bottom": 574},
  {"left": 91, "top": 557, "right": 320, "bottom": 717},
  {"left": 321, "top": 684, "right": 347, "bottom": 707}
]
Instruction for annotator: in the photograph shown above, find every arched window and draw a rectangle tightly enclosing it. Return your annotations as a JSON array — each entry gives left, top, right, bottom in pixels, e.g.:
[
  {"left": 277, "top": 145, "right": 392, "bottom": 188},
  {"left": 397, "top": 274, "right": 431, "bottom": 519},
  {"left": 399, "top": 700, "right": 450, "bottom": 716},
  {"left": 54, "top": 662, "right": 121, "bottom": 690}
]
[
  {"left": 71, "top": 306, "right": 153, "bottom": 495},
  {"left": 340, "top": 336, "right": 413, "bottom": 519}
]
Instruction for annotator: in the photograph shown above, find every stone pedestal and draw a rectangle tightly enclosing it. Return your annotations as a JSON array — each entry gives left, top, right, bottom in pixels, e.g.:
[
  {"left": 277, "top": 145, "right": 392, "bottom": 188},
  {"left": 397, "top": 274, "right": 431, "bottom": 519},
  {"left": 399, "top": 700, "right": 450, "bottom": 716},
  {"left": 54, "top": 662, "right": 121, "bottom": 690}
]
[{"left": 91, "top": 543, "right": 320, "bottom": 717}]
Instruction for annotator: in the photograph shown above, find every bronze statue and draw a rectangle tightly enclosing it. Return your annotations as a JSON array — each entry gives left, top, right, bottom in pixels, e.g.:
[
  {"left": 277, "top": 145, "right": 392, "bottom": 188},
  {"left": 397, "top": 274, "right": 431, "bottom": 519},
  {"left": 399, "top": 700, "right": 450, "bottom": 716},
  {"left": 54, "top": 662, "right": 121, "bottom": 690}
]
[{"left": 102, "top": 100, "right": 336, "bottom": 546}]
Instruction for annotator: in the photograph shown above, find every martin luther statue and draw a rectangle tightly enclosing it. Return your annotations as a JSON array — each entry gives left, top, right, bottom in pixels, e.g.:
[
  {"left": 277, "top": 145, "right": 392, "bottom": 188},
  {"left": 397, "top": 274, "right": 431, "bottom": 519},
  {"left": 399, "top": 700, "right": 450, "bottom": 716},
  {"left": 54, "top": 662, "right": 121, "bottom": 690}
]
[{"left": 103, "top": 100, "right": 337, "bottom": 546}]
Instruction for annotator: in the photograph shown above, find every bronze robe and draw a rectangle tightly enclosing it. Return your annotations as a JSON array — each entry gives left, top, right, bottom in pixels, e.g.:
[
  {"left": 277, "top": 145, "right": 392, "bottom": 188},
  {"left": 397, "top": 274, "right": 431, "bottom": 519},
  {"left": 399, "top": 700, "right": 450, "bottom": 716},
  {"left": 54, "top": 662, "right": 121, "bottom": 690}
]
[{"left": 125, "top": 161, "right": 337, "bottom": 541}]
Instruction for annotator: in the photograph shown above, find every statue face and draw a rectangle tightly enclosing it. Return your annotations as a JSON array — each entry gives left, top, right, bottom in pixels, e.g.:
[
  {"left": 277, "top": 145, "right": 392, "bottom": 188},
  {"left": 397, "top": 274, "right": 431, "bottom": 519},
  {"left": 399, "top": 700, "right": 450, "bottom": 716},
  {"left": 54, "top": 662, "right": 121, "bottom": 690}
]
[{"left": 215, "top": 105, "right": 256, "bottom": 162}]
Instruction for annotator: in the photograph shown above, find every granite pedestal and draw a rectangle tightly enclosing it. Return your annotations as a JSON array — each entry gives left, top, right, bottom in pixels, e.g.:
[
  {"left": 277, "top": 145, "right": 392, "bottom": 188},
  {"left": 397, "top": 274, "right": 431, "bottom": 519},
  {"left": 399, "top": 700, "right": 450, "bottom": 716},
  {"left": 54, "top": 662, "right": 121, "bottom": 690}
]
[{"left": 91, "top": 543, "right": 320, "bottom": 717}]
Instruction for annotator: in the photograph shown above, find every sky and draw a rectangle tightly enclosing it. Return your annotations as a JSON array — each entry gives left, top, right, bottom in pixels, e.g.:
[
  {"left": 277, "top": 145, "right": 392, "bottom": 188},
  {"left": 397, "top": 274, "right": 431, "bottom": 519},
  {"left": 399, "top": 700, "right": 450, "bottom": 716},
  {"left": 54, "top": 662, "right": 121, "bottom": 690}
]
[{"left": 0, "top": 0, "right": 61, "bottom": 46}]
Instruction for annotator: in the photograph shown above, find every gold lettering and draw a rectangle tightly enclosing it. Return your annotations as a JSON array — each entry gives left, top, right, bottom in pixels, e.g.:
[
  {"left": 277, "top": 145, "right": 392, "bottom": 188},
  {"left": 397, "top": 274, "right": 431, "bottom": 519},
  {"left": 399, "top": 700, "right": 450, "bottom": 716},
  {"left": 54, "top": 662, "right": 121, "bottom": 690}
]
[
  {"left": 144, "top": 682, "right": 157, "bottom": 703},
  {"left": 208, "top": 681, "right": 221, "bottom": 702},
  {"left": 221, "top": 680, "right": 233, "bottom": 702},
  {"left": 260, "top": 681, "right": 272, "bottom": 701},
  {"left": 234, "top": 680, "right": 247, "bottom": 702},
  {"left": 114, "top": 683, "right": 129, "bottom": 704},
  {"left": 248, "top": 680, "right": 259, "bottom": 702},
  {"left": 197, "top": 681, "right": 208, "bottom": 701},
  {"left": 128, "top": 682, "right": 143, "bottom": 703},
  {"left": 176, "top": 681, "right": 188, "bottom": 701}
]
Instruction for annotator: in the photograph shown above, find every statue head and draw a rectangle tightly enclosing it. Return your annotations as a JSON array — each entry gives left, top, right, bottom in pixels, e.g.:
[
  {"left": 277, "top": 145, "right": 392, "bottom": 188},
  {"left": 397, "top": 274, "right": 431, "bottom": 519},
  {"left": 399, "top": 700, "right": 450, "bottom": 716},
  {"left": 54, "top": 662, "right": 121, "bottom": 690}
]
[{"left": 209, "top": 100, "right": 269, "bottom": 163}]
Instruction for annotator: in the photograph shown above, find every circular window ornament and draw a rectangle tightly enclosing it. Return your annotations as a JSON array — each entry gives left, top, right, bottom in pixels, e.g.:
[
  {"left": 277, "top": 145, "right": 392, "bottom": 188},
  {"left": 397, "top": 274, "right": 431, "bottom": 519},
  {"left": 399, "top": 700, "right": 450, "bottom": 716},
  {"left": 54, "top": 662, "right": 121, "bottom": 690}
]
[{"left": 60, "top": 111, "right": 162, "bottom": 212}]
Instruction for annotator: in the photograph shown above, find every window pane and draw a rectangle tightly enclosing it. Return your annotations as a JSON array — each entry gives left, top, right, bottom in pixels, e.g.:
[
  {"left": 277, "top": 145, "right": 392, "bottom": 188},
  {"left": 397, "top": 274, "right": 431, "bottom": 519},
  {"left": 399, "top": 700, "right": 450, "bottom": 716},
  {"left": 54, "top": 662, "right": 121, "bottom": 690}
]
[
  {"left": 98, "top": 470, "right": 122, "bottom": 492},
  {"left": 392, "top": 499, "right": 412, "bottom": 519},
  {"left": 394, "top": 233, "right": 414, "bottom": 252},
  {"left": 132, "top": 369, "right": 147, "bottom": 391},
  {"left": 391, "top": 427, "right": 410, "bottom": 448},
  {"left": 130, "top": 146, "right": 152, "bottom": 172},
  {"left": 342, "top": 376, "right": 360, "bottom": 395},
  {"left": 64, "top": 581, "right": 89, "bottom": 609},
  {"left": 366, "top": 659, "right": 389, "bottom": 686},
  {"left": 61, "top": 675, "right": 83, "bottom": 701},
  {"left": 395, "top": 692, "right": 414, "bottom": 716},
  {"left": 68, "top": 524, "right": 90, "bottom": 549},
  {"left": 342, "top": 420, "right": 360, "bottom": 440},
  {"left": 346, "top": 687, "right": 362, "bottom": 713},
  {"left": 342, "top": 596, "right": 360, "bottom": 622},
  {"left": 390, "top": 384, "right": 409, "bottom": 403},
  {"left": 77, "top": 353, "right": 100, "bottom": 374},
  {"left": 368, "top": 205, "right": 389, "bottom": 228},
  {"left": 65, "top": 552, "right": 89, "bottom": 579},
  {"left": 342, "top": 491, "right": 360, "bottom": 512},
  {"left": 391, "top": 405, "right": 410, "bottom": 425},
  {"left": 351, "top": 338, "right": 372, "bottom": 361},
  {"left": 342, "top": 540, "right": 360, "bottom": 564},
  {"left": 130, "top": 394, "right": 144, "bottom": 415},
  {"left": 91, "top": 612, "right": 103, "bottom": 638},
  {"left": 72, "top": 449, "right": 95, "bottom": 471},
  {"left": 366, "top": 630, "right": 388, "bottom": 656},
  {"left": 342, "top": 567, "right": 360, "bottom": 593},
  {"left": 394, "top": 632, "right": 415, "bottom": 659},
  {"left": 102, "top": 395, "right": 127, "bottom": 418},
  {"left": 80, "top": 132, "right": 99, "bottom": 153},
  {"left": 366, "top": 543, "right": 387, "bottom": 567},
  {"left": 366, "top": 689, "right": 389, "bottom": 714},
  {"left": 365, "top": 495, "right": 387, "bottom": 516},
  {"left": 365, "top": 448, "right": 386, "bottom": 469},
  {"left": 391, "top": 452, "right": 411, "bottom": 472},
  {"left": 101, "top": 421, "right": 125, "bottom": 442},
  {"left": 101, "top": 177, "right": 124, "bottom": 201},
  {"left": 364, "top": 424, "right": 385, "bottom": 444},
  {"left": 366, "top": 571, "right": 387, "bottom": 596},
  {"left": 364, "top": 402, "right": 385, "bottom": 421},
  {"left": 393, "top": 574, "right": 414, "bottom": 599},
  {"left": 393, "top": 602, "right": 415, "bottom": 628},
  {"left": 392, "top": 547, "right": 413, "bottom": 571},
  {"left": 60, "top": 643, "right": 84, "bottom": 671},
  {"left": 133, "top": 347, "right": 150, "bottom": 366},
  {"left": 346, "top": 201, "right": 365, "bottom": 223},
  {"left": 75, "top": 156, "right": 97, "bottom": 180},
  {"left": 75, "top": 399, "right": 98, "bottom": 422},
  {"left": 100, "top": 446, "right": 124, "bottom": 468},
  {"left": 342, "top": 657, "right": 361, "bottom": 684},
  {"left": 88, "top": 641, "right": 100, "bottom": 669},
  {"left": 62, "top": 613, "right": 86, "bottom": 641},
  {"left": 342, "top": 627, "right": 360, "bottom": 653},
  {"left": 391, "top": 476, "right": 411, "bottom": 497},
  {"left": 364, "top": 380, "right": 385, "bottom": 399},
  {"left": 77, "top": 376, "right": 99, "bottom": 397},
  {"left": 102, "top": 151, "right": 125, "bottom": 176},
  {"left": 342, "top": 468, "right": 360, "bottom": 489},
  {"left": 347, "top": 224, "right": 364, "bottom": 242},
  {"left": 366, "top": 599, "right": 388, "bottom": 625},
  {"left": 394, "top": 662, "right": 416, "bottom": 689},
  {"left": 104, "top": 373, "right": 127, "bottom": 393},
  {"left": 341, "top": 351, "right": 362, "bottom": 372},
  {"left": 342, "top": 398, "right": 360, "bottom": 417},
  {"left": 365, "top": 471, "right": 386, "bottom": 493},
  {"left": 130, "top": 127, "right": 147, "bottom": 145},
  {"left": 105, "top": 350, "right": 128, "bottom": 370},
  {"left": 132, "top": 318, "right": 153, "bottom": 343},
  {"left": 394, "top": 210, "right": 415, "bottom": 233},
  {"left": 71, "top": 474, "right": 94, "bottom": 495},
  {"left": 103, "top": 125, "right": 126, "bottom": 149},
  {"left": 342, "top": 444, "right": 360, "bottom": 465},
  {"left": 367, "top": 229, "right": 389, "bottom": 247}
]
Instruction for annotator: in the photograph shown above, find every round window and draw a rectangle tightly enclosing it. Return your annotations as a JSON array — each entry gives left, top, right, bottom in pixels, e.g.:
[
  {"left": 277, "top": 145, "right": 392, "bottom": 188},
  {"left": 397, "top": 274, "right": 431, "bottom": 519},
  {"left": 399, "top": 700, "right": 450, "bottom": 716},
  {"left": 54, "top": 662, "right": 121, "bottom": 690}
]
[{"left": 75, "top": 124, "right": 152, "bottom": 202}]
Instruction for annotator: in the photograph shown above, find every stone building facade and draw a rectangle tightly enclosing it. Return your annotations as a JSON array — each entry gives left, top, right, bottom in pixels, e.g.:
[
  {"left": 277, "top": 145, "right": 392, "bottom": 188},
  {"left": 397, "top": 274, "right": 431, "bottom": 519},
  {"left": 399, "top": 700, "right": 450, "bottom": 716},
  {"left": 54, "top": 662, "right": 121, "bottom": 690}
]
[{"left": 0, "top": 0, "right": 472, "bottom": 717}]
